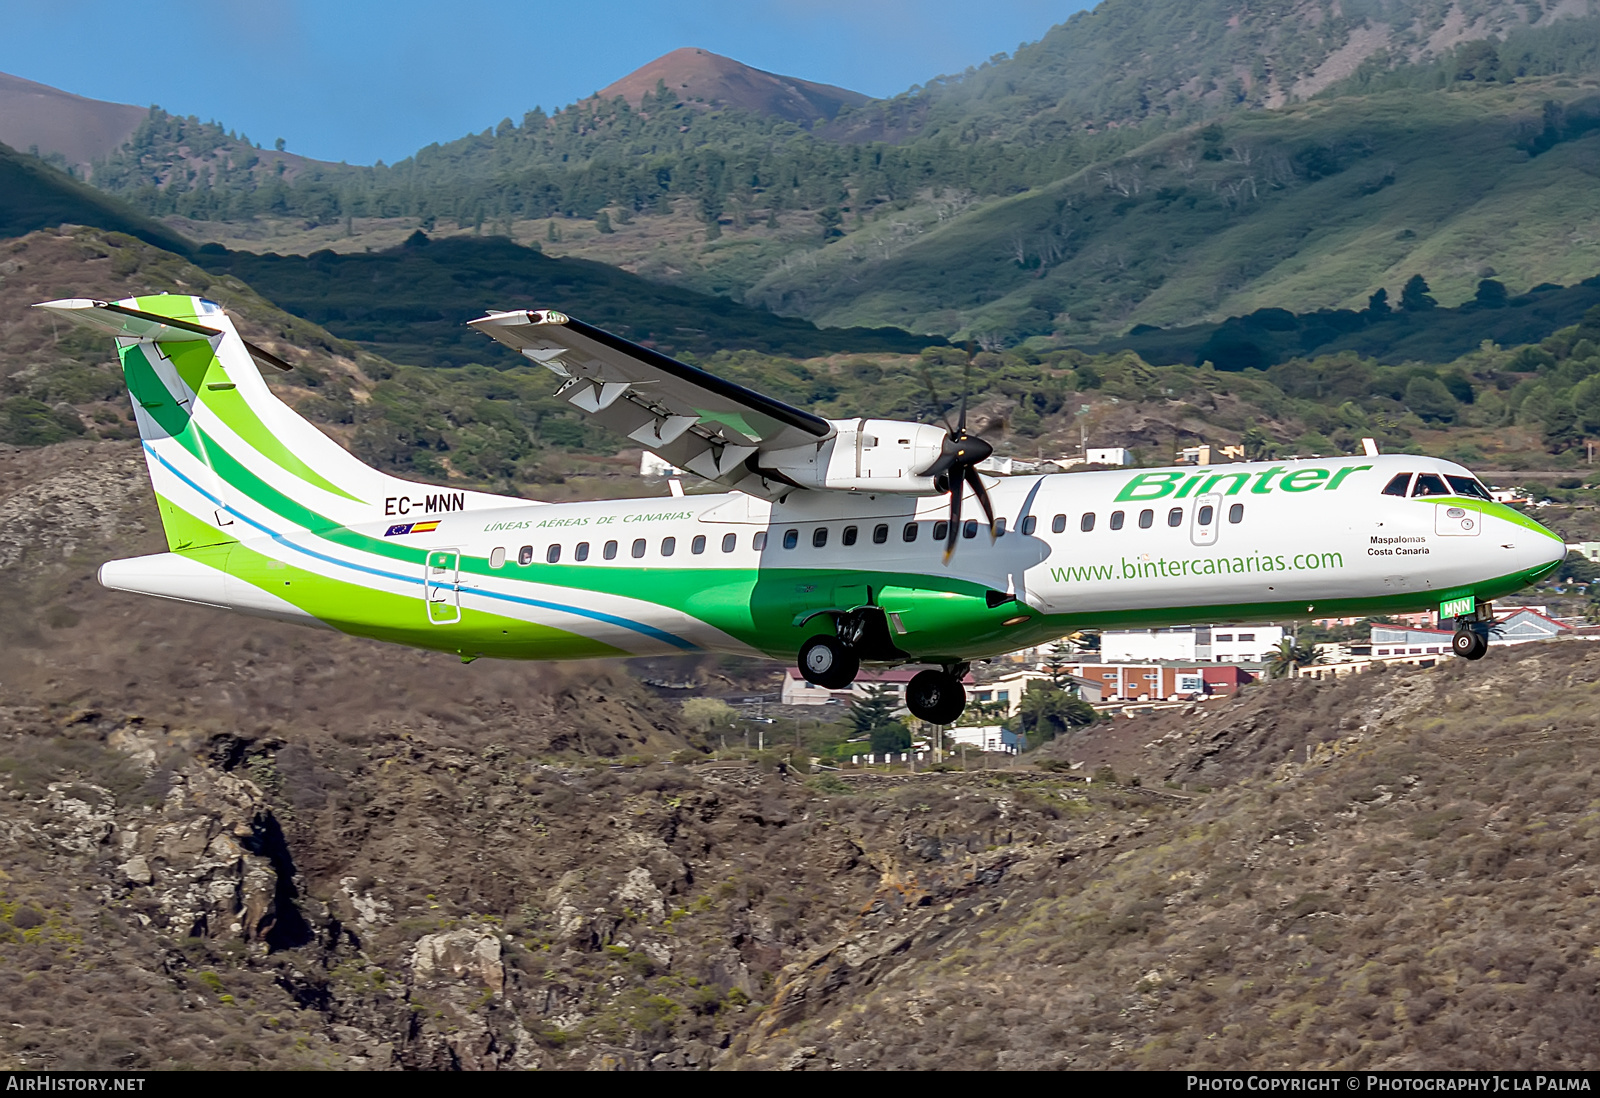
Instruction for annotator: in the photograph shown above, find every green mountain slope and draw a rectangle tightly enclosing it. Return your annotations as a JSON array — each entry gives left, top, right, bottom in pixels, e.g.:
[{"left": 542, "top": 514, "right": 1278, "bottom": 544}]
[
  {"left": 193, "top": 233, "right": 938, "bottom": 365},
  {"left": 0, "top": 141, "right": 190, "bottom": 253},
  {"left": 749, "top": 81, "right": 1600, "bottom": 339}
]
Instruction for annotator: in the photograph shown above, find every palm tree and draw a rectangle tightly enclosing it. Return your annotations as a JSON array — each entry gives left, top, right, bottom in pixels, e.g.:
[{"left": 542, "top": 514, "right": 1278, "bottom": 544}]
[{"left": 1267, "top": 636, "right": 1324, "bottom": 679}]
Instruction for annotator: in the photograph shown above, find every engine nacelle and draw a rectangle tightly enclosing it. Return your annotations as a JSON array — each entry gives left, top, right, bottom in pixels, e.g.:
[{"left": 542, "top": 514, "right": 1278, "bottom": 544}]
[{"left": 753, "top": 419, "right": 950, "bottom": 494}]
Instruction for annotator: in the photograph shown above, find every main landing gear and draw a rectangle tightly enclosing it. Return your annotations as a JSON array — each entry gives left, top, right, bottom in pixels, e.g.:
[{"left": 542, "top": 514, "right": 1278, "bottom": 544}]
[
  {"left": 905, "top": 668, "right": 967, "bottom": 724},
  {"left": 796, "top": 633, "right": 968, "bottom": 723},
  {"left": 799, "top": 634, "right": 859, "bottom": 689}
]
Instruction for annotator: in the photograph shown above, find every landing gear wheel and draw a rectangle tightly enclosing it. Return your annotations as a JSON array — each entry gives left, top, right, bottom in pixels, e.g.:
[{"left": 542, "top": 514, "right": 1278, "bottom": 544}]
[
  {"left": 799, "top": 635, "right": 858, "bottom": 689},
  {"left": 906, "top": 669, "right": 967, "bottom": 724},
  {"left": 1452, "top": 629, "right": 1488, "bottom": 660}
]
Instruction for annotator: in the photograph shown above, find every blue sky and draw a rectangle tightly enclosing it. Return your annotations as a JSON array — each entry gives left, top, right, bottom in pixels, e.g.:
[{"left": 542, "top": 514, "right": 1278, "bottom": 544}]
[{"left": 3, "top": 1, "right": 1092, "bottom": 165}]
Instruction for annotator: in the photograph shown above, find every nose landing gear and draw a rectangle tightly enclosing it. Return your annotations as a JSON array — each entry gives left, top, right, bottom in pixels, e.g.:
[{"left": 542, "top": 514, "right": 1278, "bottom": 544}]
[
  {"left": 1451, "top": 626, "right": 1489, "bottom": 661},
  {"left": 1450, "top": 603, "right": 1493, "bottom": 661}
]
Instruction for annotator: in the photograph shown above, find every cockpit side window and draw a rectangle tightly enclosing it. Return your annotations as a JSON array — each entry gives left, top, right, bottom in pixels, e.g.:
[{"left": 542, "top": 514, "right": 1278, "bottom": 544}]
[
  {"left": 1412, "top": 473, "right": 1449, "bottom": 497},
  {"left": 1381, "top": 473, "right": 1412, "bottom": 497},
  {"left": 1446, "top": 475, "right": 1492, "bottom": 500}
]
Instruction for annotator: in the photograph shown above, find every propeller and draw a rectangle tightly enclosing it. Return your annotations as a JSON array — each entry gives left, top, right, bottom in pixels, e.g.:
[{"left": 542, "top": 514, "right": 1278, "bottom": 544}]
[{"left": 917, "top": 355, "right": 998, "bottom": 564}]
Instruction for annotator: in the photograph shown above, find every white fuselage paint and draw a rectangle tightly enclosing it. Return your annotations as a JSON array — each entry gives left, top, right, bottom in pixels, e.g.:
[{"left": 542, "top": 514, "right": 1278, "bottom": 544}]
[{"left": 251, "top": 454, "right": 1561, "bottom": 656}]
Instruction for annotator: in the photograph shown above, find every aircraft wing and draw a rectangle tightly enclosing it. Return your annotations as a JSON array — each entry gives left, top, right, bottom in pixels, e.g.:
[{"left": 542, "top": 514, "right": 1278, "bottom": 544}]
[{"left": 469, "top": 309, "right": 832, "bottom": 491}]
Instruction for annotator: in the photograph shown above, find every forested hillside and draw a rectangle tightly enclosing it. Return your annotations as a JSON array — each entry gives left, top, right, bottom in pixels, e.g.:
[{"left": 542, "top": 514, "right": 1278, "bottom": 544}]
[{"left": 69, "top": 2, "right": 1600, "bottom": 344}]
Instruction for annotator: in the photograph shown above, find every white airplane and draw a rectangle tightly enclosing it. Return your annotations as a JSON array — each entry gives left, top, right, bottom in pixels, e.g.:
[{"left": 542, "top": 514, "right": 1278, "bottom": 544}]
[{"left": 35, "top": 295, "right": 1566, "bottom": 724}]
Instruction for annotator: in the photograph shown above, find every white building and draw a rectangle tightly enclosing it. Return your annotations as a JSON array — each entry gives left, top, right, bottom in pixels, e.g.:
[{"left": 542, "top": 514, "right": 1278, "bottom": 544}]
[
  {"left": 1574, "top": 542, "right": 1600, "bottom": 564},
  {"left": 1086, "top": 447, "right": 1133, "bottom": 466},
  {"left": 946, "top": 725, "right": 1025, "bottom": 755},
  {"left": 1101, "top": 625, "right": 1284, "bottom": 664}
]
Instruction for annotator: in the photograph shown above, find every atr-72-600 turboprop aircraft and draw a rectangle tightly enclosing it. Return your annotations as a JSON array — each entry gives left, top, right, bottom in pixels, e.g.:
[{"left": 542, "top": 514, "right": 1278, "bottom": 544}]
[{"left": 37, "top": 294, "right": 1567, "bottom": 724}]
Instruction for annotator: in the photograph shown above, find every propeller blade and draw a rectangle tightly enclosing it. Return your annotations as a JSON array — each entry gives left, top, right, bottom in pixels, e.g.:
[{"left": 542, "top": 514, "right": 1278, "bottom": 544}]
[
  {"left": 957, "top": 359, "right": 971, "bottom": 433},
  {"left": 943, "top": 477, "right": 964, "bottom": 565},
  {"left": 966, "top": 465, "right": 997, "bottom": 540},
  {"left": 919, "top": 363, "right": 952, "bottom": 431}
]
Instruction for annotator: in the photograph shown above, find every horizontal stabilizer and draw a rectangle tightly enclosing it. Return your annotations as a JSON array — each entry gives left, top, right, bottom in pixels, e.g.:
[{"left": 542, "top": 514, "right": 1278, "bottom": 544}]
[
  {"left": 35, "top": 298, "right": 220, "bottom": 341},
  {"left": 34, "top": 298, "right": 293, "bottom": 372}
]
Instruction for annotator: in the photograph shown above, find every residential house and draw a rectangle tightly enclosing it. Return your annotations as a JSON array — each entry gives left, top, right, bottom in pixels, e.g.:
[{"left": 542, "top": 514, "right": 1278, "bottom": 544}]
[
  {"left": 1102, "top": 625, "right": 1284, "bottom": 664},
  {"left": 946, "top": 726, "right": 1025, "bottom": 755}
]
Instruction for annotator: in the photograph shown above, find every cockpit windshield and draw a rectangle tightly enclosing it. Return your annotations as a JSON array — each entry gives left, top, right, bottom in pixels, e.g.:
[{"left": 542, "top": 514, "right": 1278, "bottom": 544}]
[
  {"left": 1411, "top": 473, "right": 1450, "bottom": 497},
  {"left": 1446, "top": 475, "right": 1493, "bottom": 500}
]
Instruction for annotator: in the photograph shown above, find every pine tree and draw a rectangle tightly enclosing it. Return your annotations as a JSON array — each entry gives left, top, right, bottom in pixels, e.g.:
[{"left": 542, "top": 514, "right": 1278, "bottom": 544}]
[
  {"left": 848, "top": 683, "right": 899, "bottom": 738},
  {"left": 1401, "top": 274, "right": 1437, "bottom": 312}
]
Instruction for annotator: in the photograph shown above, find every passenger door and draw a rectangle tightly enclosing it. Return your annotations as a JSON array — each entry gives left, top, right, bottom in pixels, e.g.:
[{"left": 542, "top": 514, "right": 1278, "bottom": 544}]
[{"left": 1190, "top": 493, "right": 1221, "bottom": 547}]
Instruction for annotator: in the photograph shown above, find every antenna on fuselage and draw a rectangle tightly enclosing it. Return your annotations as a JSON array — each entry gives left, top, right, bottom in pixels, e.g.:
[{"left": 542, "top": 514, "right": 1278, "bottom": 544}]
[{"left": 1362, "top": 438, "right": 1380, "bottom": 456}]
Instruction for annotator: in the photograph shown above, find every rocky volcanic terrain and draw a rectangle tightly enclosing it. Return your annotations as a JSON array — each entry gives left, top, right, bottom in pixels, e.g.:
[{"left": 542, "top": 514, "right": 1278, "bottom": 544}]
[{"left": 3, "top": 439, "right": 1600, "bottom": 1070}]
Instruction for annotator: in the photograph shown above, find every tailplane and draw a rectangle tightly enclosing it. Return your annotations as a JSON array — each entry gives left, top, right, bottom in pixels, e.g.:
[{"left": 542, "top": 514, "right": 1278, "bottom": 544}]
[{"left": 34, "top": 294, "right": 520, "bottom": 555}]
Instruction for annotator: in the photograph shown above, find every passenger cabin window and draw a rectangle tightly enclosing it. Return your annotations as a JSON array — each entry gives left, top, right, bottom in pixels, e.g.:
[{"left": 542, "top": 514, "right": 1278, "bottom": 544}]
[
  {"left": 1446, "top": 475, "right": 1492, "bottom": 500},
  {"left": 1051, "top": 514, "right": 1067, "bottom": 534},
  {"left": 722, "top": 532, "right": 736, "bottom": 553},
  {"left": 842, "top": 525, "right": 858, "bottom": 546},
  {"left": 546, "top": 544, "right": 561, "bottom": 564},
  {"left": 575, "top": 542, "right": 590, "bottom": 561},
  {"left": 753, "top": 531, "right": 768, "bottom": 551},
  {"left": 1020, "top": 516, "right": 1037, "bottom": 535},
  {"left": 489, "top": 547, "right": 506, "bottom": 569},
  {"left": 691, "top": 535, "right": 706, "bottom": 555},
  {"left": 783, "top": 529, "right": 799, "bottom": 549},
  {"left": 813, "top": 528, "right": 828, "bottom": 548},
  {"left": 933, "top": 521, "right": 949, "bottom": 541},
  {"left": 1080, "top": 512, "right": 1095, "bottom": 532},
  {"left": 1110, "top": 510, "right": 1125, "bottom": 530},
  {"left": 603, "top": 540, "right": 618, "bottom": 560},
  {"left": 1382, "top": 473, "right": 1413, "bottom": 496},
  {"left": 631, "top": 538, "right": 646, "bottom": 559},
  {"left": 873, "top": 524, "right": 889, "bottom": 544},
  {"left": 1197, "top": 504, "right": 1214, "bottom": 525},
  {"left": 903, "top": 523, "right": 919, "bottom": 542},
  {"left": 1412, "top": 473, "right": 1449, "bottom": 498},
  {"left": 661, "top": 537, "right": 676, "bottom": 557},
  {"left": 1228, "top": 503, "right": 1244, "bottom": 524},
  {"left": 1168, "top": 508, "right": 1183, "bottom": 527},
  {"left": 963, "top": 520, "right": 978, "bottom": 539},
  {"left": 1138, "top": 509, "right": 1154, "bottom": 529},
  {"left": 994, "top": 518, "right": 1006, "bottom": 536},
  {"left": 518, "top": 545, "right": 534, "bottom": 566}
]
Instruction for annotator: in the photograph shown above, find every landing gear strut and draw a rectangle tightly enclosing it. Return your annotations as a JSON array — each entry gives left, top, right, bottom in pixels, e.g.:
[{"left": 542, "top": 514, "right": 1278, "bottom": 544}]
[
  {"left": 798, "top": 634, "right": 859, "bottom": 689},
  {"left": 906, "top": 667, "right": 967, "bottom": 725}
]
